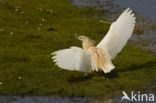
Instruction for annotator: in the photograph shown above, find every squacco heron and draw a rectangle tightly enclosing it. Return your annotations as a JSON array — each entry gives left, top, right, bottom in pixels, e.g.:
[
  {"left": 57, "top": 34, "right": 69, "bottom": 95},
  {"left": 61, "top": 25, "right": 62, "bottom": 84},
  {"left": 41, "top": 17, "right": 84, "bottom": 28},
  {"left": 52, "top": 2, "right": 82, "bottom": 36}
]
[{"left": 52, "top": 8, "right": 136, "bottom": 73}]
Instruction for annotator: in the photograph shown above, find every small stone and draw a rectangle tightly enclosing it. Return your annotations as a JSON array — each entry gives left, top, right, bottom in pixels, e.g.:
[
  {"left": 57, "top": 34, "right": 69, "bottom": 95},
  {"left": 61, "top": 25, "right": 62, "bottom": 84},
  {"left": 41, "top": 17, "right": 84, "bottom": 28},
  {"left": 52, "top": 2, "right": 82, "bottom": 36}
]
[
  {"left": 21, "top": 11, "right": 24, "bottom": 14},
  {"left": 38, "top": 27, "right": 41, "bottom": 30},
  {"left": 0, "top": 82, "right": 2, "bottom": 85},
  {"left": 0, "top": 28, "right": 3, "bottom": 31},
  {"left": 40, "top": 23, "right": 43, "bottom": 26},
  {"left": 10, "top": 32, "right": 14, "bottom": 35},
  {"left": 42, "top": 18, "right": 45, "bottom": 22},
  {"left": 15, "top": 8, "right": 18, "bottom": 12},
  {"left": 18, "top": 76, "right": 22, "bottom": 80},
  {"left": 99, "top": 20, "right": 104, "bottom": 23}
]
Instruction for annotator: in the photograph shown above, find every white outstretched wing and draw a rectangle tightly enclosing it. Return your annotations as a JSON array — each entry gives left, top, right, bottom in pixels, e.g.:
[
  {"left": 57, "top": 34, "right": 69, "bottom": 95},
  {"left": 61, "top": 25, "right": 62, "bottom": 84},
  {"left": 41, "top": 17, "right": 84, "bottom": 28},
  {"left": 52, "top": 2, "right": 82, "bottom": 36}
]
[
  {"left": 52, "top": 46, "right": 98, "bottom": 72},
  {"left": 97, "top": 8, "right": 136, "bottom": 60}
]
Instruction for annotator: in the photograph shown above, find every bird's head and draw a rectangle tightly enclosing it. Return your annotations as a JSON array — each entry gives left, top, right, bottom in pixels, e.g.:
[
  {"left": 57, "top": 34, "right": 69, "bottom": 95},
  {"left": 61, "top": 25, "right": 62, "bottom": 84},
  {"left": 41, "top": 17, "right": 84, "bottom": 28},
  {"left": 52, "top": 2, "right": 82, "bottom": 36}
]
[
  {"left": 77, "top": 35, "right": 89, "bottom": 42},
  {"left": 77, "top": 35, "right": 95, "bottom": 46}
]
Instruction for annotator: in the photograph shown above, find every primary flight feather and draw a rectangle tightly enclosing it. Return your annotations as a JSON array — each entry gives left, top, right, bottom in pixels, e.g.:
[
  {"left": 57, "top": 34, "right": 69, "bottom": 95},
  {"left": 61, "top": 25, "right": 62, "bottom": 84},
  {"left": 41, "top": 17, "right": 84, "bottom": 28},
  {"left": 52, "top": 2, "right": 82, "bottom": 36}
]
[{"left": 52, "top": 8, "right": 136, "bottom": 73}]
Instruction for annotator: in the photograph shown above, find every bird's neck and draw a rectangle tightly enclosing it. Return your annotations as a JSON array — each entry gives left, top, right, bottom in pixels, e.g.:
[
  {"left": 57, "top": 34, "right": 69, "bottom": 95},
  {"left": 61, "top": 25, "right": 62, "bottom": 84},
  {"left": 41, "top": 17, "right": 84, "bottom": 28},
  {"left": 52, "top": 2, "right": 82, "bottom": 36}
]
[{"left": 82, "top": 40, "right": 93, "bottom": 50}]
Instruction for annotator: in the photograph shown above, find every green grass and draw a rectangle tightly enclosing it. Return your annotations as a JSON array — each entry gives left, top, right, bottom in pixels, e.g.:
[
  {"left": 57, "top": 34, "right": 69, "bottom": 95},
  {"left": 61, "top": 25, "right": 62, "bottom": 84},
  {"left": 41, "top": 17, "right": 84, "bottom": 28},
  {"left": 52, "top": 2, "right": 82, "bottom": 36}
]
[{"left": 0, "top": 0, "right": 155, "bottom": 98}]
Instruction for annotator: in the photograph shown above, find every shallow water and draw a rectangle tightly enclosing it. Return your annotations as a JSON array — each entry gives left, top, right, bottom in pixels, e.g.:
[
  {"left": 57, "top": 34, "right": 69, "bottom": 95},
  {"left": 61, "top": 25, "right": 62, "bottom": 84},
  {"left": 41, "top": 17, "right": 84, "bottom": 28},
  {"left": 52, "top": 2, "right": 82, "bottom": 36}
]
[
  {"left": 0, "top": 96, "right": 114, "bottom": 103},
  {"left": 114, "top": 0, "right": 156, "bottom": 19},
  {"left": 130, "top": 31, "right": 156, "bottom": 52},
  {"left": 0, "top": 95, "right": 156, "bottom": 103},
  {"left": 72, "top": 0, "right": 156, "bottom": 53},
  {"left": 72, "top": 0, "right": 156, "bottom": 19}
]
